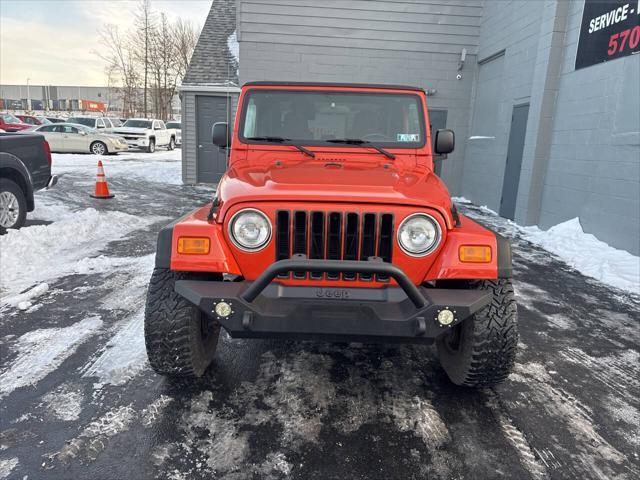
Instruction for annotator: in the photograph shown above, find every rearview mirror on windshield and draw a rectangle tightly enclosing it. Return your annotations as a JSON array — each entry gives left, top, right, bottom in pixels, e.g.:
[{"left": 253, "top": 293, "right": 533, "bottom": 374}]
[
  {"left": 212, "top": 122, "right": 231, "bottom": 148},
  {"left": 434, "top": 129, "right": 454, "bottom": 155}
]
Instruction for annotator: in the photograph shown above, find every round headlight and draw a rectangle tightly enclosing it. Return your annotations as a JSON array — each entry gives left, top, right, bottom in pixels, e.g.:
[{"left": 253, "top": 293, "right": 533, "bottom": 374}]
[
  {"left": 397, "top": 213, "right": 441, "bottom": 256},
  {"left": 229, "top": 208, "right": 271, "bottom": 251}
]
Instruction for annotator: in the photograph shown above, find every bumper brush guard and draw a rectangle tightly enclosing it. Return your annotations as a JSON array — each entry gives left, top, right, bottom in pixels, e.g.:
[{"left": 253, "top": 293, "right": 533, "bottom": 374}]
[{"left": 175, "top": 256, "right": 491, "bottom": 342}]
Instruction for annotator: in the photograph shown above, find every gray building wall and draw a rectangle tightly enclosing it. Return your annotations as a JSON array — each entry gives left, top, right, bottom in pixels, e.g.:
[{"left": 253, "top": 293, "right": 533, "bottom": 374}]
[
  {"left": 537, "top": 0, "right": 639, "bottom": 254},
  {"left": 462, "top": 0, "right": 639, "bottom": 254},
  {"left": 462, "top": 0, "right": 543, "bottom": 209},
  {"left": 237, "top": 0, "right": 484, "bottom": 194}
]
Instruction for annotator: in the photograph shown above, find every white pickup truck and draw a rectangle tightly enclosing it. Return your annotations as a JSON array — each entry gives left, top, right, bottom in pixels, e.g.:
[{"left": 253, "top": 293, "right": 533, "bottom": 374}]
[{"left": 112, "top": 118, "right": 176, "bottom": 153}]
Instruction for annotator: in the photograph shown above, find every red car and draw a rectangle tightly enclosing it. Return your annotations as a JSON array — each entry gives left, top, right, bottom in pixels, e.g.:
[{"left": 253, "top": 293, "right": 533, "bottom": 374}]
[
  {"left": 144, "top": 82, "right": 517, "bottom": 388},
  {"left": 16, "top": 114, "right": 51, "bottom": 126},
  {"left": 0, "top": 113, "right": 31, "bottom": 132}
]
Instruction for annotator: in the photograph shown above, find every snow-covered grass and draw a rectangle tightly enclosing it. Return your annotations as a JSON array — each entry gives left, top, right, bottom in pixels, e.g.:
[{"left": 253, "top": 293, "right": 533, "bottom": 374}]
[
  {"left": 453, "top": 197, "right": 640, "bottom": 294},
  {"left": 51, "top": 150, "right": 182, "bottom": 185}
]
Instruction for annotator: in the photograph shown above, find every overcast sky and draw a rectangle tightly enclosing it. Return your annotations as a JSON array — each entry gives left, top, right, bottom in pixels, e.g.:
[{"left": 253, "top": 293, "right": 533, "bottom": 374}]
[{"left": 0, "top": 0, "right": 212, "bottom": 86}]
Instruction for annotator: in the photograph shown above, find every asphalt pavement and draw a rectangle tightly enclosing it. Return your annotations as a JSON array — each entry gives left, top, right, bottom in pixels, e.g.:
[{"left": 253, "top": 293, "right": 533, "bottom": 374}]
[{"left": 0, "top": 153, "right": 638, "bottom": 480}]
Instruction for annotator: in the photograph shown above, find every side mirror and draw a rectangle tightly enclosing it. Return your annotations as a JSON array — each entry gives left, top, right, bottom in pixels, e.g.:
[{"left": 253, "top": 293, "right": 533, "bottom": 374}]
[
  {"left": 212, "top": 122, "right": 230, "bottom": 148},
  {"left": 97, "top": 125, "right": 104, "bottom": 129},
  {"left": 434, "top": 129, "right": 455, "bottom": 155}
]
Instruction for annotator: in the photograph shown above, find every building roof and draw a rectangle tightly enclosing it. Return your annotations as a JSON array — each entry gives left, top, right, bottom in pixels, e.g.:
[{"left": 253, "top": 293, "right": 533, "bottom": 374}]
[{"left": 183, "top": 0, "right": 238, "bottom": 86}]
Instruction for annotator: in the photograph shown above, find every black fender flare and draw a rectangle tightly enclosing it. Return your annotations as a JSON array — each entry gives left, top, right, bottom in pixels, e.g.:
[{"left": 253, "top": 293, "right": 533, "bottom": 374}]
[
  {"left": 0, "top": 152, "right": 35, "bottom": 211},
  {"left": 494, "top": 232, "right": 513, "bottom": 278},
  {"left": 155, "top": 211, "right": 194, "bottom": 268}
]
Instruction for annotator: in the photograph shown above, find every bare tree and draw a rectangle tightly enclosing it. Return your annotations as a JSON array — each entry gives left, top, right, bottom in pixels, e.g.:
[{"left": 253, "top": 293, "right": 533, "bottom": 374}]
[
  {"left": 172, "top": 18, "right": 199, "bottom": 81},
  {"left": 96, "top": 24, "right": 141, "bottom": 117},
  {"left": 133, "top": 0, "right": 156, "bottom": 118},
  {"left": 97, "top": 2, "right": 199, "bottom": 119}
]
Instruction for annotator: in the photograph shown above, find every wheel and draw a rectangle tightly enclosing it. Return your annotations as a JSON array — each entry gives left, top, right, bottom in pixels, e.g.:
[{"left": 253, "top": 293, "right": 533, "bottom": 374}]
[
  {"left": 90, "top": 141, "right": 108, "bottom": 155},
  {"left": 147, "top": 139, "right": 156, "bottom": 153},
  {"left": 144, "top": 268, "right": 222, "bottom": 377},
  {"left": 0, "top": 178, "right": 27, "bottom": 234},
  {"left": 436, "top": 279, "right": 518, "bottom": 387},
  {"left": 167, "top": 137, "right": 175, "bottom": 151}
]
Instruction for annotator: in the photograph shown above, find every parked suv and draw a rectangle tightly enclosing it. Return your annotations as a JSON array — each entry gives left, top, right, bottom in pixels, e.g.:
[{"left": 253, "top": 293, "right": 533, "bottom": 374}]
[
  {"left": 144, "top": 82, "right": 517, "bottom": 387},
  {"left": 113, "top": 118, "right": 176, "bottom": 152}
]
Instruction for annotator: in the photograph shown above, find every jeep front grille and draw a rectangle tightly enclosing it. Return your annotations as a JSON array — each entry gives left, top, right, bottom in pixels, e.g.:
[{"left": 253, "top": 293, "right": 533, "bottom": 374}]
[{"left": 275, "top": 210, "right": 394, "bottom": 281}]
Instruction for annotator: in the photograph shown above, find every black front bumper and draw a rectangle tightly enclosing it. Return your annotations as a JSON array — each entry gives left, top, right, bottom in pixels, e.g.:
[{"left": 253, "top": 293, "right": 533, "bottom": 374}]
[{"left": 175, "top": 258, "right": 491, "bottom": 343}]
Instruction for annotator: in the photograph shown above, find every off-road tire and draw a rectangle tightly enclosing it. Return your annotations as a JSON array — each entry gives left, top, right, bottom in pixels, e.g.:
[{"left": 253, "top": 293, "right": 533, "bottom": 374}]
[
  {"left": 0, "top": 178, "right": 27, "bottom": 234},
  {"left": 147, "top": 139, "right": 156, "bottom": 153},
  {"left": 90, "top": 141, "right": 108, "bottom": 155},
  {"left": 436, "top": 279, "right": 518, "bottom": 387},
  {"left": 144, "top": 268, "right": 222, "bottom": 377},
  {"left": 168, "top": 137, "right": 175, "bottom": 151}
]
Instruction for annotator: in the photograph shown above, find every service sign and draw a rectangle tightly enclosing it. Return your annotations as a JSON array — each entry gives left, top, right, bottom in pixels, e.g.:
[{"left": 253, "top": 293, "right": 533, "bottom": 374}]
[{"left": 575, "top": 0, "right": 640, "bottom": 70}]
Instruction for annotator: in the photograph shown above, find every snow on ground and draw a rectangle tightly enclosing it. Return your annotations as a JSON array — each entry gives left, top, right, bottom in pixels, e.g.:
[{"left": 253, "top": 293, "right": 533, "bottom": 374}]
[
  {"left": 453, "top": 197, "right": 640, "bottom": 294},
  {"left": 82, "top": 309, "right": 147, "bottom": 387},
  {"left": 0, "top": 458, "right": 19, "bottom": 479},
  {"left": 51, "top": 150, "right": 182, "bottom": 185},
  {"left": 0, "top": 207, "right": 160, "bottom": 308},
  {"left": 0, "top": 316, "right": 102, "bottom": 398}
]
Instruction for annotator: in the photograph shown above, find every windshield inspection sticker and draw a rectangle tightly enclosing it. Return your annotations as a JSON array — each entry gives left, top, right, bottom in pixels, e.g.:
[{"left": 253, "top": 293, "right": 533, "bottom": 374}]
[{"left": 397, "top": 133, "right": 420, "bottom": 142}]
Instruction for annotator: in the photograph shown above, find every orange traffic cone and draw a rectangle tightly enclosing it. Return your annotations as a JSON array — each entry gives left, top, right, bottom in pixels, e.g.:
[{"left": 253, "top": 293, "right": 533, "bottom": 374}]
[{"left": 90, "top": 160, "right": 115, "bottom": 199}]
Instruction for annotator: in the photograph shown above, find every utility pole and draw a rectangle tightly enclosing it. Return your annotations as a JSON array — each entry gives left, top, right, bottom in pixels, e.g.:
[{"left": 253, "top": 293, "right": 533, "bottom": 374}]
[{"left": 26, "top": 78, "right": 31, "bottom": 111}]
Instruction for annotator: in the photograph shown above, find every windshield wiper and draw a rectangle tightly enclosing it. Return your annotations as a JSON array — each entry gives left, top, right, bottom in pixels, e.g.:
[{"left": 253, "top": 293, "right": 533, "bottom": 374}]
[
  {"left": 246, "top": 136, "right": 315, "bottom": 158},
  {"left": 326, "top": 138, "right": 395, "bottom": 160}
]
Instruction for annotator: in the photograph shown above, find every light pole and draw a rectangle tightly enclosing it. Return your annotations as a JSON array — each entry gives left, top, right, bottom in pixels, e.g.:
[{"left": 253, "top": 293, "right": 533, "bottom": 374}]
[{"left": 26, "top": 78, "right": 31, "bottom": 111}]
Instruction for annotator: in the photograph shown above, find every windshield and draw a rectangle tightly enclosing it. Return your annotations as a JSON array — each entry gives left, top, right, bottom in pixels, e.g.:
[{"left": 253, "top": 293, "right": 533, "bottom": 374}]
[
  {"left": 166, "top": 122, "right": 180, "bottom": 129},
  {"left": 123, "top": 119, "right": 152, "bottom": 128},
  {"left": 67, "top": 117, "right": 95, "bottom": 127},
  {"left": 240, "top": 90, "right": 425, "bottom": 148},
  {"left": 37, "top": 116, "right": 52, "bottom": 124},
  {"left": 2, "top": 113, "right": 21, "bottom": 124}
]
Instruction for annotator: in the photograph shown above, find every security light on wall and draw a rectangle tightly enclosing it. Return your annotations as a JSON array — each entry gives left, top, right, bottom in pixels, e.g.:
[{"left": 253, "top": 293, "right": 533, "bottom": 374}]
[{"left": 458, "top": 48, "right": 467, "bottom": 71}]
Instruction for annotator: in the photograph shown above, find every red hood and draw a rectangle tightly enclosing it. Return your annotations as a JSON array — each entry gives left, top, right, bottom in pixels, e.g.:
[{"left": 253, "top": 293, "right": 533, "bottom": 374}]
[{"left": 216, "top": 160, "right": 454, "bottom": 228}]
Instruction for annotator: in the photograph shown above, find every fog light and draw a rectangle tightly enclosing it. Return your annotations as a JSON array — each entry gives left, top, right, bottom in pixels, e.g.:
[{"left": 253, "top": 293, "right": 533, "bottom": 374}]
[
  {"left": 214, "top": 301, "right": 232, "bottom": 318},
  {"left": 437, "top": 309, "right": 455, "bottom": 326}
]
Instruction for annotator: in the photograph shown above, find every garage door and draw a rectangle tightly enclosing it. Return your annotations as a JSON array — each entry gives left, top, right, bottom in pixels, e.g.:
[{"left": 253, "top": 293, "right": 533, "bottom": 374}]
[{"left": 196, "top": 95, "right": 230, "bottom": 183}]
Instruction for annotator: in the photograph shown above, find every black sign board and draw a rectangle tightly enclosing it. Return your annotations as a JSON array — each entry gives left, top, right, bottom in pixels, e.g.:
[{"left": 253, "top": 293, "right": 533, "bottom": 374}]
[{"left": 576, "top": 0, "right": 640, "bottom": 70}]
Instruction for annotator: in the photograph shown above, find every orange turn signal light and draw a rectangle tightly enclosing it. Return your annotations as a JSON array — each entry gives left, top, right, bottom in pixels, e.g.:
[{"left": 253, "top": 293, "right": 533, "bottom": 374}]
[
  {"left": 177, "top": 237, "right": 210, "bottom": 255},
  {"left": 459, "top": 245, "right": 492, "bottom": 263}
]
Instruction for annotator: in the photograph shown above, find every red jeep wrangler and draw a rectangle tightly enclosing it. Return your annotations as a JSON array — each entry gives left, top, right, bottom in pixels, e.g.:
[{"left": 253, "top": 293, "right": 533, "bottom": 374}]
[{"left": 145, "top": 82, "right": 517, "bottom": 387}]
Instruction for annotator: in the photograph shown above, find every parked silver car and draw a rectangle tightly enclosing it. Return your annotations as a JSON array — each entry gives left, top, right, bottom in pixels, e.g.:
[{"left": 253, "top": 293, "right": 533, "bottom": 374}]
[{"left": 29, "top": 123, "right": 129, "bottom": 154}]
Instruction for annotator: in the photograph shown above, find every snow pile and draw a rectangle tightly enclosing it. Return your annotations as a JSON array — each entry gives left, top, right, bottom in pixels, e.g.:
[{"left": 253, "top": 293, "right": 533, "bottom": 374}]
[
  {"left": 0, "top": 208, "right": 158, "bottom": 307},
  {"left": 452, "top": 197, "right": 640, "bottom": 294},
  {"left": 0, "top": 316, "right": 102, "bottom": 398},
  {"left": 521, "top": 218, "right": 639, "bottom": 293}
]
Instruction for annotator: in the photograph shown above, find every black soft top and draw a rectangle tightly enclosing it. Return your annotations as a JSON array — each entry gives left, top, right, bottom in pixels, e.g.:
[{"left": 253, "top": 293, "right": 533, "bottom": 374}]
[{"left": 243, "top": 81, "right": 425, "bottom": 92}]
